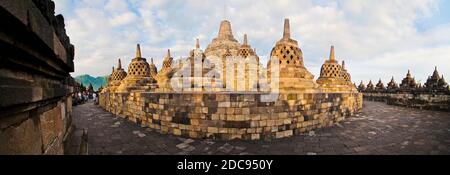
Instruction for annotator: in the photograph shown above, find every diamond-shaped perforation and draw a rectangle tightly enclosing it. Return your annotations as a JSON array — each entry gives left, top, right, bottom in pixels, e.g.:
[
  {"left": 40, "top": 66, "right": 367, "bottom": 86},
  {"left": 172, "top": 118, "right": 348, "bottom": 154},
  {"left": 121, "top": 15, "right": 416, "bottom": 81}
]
[{"left": 321, "top": 64, "right": 343, "bottom": 78}]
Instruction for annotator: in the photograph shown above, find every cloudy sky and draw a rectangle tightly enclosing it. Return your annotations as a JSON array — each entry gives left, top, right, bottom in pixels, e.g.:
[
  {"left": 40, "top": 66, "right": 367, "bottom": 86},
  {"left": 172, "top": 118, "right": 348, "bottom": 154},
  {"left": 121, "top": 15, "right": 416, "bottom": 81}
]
[{"left": 54, "top": 0, "right": 450, "bottom": 85}]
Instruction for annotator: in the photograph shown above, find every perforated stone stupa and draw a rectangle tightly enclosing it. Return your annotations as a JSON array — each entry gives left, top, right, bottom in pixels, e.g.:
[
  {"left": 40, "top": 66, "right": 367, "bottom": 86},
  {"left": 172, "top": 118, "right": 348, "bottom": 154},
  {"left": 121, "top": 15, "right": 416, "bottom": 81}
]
[
  {"left": 317, "top": 46, "right": 357, "bottom": 92},
  {"left": 172, "top": 39, "right": 222, "bottom": 91},
  {"left": 366, "top": 80, "right": 375, "bottom": 91},
  {"left": 400, "top": 70, "right": 417, "bottom": 91},
  {"left": 341, "top": 61, "right": 353, "bottom": 85},
  {"left": 154, "top": 49, "right": 177, "bottom": 91},
  {"left": 104, "top": 59, "right": 128, "bottom": 93},
  {"left": 116, "top": 44, "right": 156, "bottom": 92},
  {"left": 375, "top": 79, "right": 385, "bottom": 91},
  {"left": 238, "top": 34, "right": 260, "bottom": 91},
  {"left": 387, "top": 77, "right": 398, "bottom": 90},
  {"left": 358, "top": 81, "right": 366, "bottom": 92},
  {"left": 267, "top": 19, "right": 317, "bottom": 92},
  {"left": 425, "top": 67, "right": 448, "bottom": 91},
  {"left": 148, "top": 58, "right": 157, "bottom": 81}
]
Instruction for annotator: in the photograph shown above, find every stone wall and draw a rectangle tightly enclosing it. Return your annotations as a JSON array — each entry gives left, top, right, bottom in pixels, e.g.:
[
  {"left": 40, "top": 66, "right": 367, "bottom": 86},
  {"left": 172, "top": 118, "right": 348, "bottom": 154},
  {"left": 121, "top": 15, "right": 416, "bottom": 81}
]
[
  {"left": 99, "top": 92, "right": 363, "bottom": 140},
  {"left": 0, "top": 0, "right": 74, "bottom": 154},
  {"left": 364, "top": 93, "right": 449, "bottom": 111}
]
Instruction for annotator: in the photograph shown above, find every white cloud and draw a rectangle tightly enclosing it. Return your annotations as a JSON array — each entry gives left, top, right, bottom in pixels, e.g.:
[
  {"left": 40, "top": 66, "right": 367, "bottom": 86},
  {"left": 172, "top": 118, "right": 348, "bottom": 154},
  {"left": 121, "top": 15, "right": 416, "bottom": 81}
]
[
  {"left": 105, "top": 0, "right": 129, "bottom": 13},
  {"left": 53, "top": 0, "right": 449, "bottom": 84},
  {"left": 110, "top": 12, "right": 138, "bottom": 26}
]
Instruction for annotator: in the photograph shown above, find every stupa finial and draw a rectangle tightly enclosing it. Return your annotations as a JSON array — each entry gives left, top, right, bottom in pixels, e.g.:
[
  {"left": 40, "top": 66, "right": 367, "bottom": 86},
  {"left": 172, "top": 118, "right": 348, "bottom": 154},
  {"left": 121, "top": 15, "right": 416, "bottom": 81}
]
[
  {"left": 136, "top": 44, "right": 142, "bottom": 58},
  {"left": 329, "top": 46, "right": 335, "bottom": 61},
  {"left": 167, "top": 49, "right": 171, "bottom": 58},
  {"left": 283, "top": 18, "right": 291, "bottom": 39},
  {"left": 243, "top": 34, "right": 248, "bottom": 45},
  {"left": 196, "top": 38, "right": 200, "bottom": 49}
]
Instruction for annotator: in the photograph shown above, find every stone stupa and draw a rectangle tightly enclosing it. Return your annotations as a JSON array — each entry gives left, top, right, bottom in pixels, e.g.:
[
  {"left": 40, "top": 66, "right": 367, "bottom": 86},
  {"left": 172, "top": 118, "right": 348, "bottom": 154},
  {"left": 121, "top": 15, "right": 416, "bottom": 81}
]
[{"left": 267, "top": 18, "right": 318, "bottom": 92}]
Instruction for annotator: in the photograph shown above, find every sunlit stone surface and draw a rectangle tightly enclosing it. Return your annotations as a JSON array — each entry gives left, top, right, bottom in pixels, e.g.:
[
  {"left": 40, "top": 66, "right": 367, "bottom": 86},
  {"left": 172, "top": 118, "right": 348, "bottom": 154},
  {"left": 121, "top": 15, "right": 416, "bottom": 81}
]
[{"left": 99, "top": 19, "right": 363, "bottom": 140}]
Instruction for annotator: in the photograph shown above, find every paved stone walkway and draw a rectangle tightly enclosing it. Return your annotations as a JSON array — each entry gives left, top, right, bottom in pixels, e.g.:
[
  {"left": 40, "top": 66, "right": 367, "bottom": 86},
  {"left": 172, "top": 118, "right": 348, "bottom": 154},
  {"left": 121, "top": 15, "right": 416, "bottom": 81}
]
[{"left": 66, "top": 101, "right": 450, "bottom": 155}]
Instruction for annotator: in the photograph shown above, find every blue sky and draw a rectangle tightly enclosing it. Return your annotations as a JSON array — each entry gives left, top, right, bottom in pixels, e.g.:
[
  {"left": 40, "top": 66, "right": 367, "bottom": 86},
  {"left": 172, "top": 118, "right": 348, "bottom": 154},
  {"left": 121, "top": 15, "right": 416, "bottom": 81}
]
[
  {"left": 54, "top": 0, "right": 450, "bottom": 85},
  {"left": 416, "top": 0, "right": 450, "bottom": 32}
]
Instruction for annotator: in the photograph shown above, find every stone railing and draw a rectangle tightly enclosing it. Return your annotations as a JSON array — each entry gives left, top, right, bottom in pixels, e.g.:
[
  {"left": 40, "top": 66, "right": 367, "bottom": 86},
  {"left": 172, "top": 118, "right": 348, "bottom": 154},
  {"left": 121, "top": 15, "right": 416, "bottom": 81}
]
[
  {"left": 363, "top": 92, "right": 449, "bottom": 111},
  {"left": 99, "top": 92, "right": 363, "bottom": 140}
]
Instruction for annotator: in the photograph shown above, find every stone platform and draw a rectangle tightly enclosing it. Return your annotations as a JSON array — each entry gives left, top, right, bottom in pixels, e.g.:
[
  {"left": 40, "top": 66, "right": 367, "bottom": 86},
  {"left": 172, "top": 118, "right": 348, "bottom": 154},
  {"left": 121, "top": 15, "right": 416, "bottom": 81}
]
[
  {"left": 67, "top": 101, "right": 450, "bottom": 155},
  {"left": 99, "top": 92, "right": 363, "bottom": 140}
]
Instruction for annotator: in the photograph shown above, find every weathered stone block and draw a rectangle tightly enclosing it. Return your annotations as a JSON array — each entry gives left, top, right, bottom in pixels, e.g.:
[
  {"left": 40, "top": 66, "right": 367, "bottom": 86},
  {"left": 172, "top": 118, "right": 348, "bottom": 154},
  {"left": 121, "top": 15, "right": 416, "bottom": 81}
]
[
  {"left": 207, "top": 127, "right": 219, "bottom": 133},
  {"left": 0, "top": 116, "right": 42, "bottom": 155},
  {"left": 251, "top": 134, "right": 260, "bottom": 140},
  {"left": 39, "top": 104, "right": 63, "bottom": 151},
  {"left": 173, "top": 128, "right": 181, "bottom": 136}
]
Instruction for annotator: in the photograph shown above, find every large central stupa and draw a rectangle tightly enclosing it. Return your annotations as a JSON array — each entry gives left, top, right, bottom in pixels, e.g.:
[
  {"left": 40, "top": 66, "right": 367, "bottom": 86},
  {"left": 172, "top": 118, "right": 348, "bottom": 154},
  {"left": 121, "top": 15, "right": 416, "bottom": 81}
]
[{"left": 204, "top": 20, "right": 241, "bottom": 58}]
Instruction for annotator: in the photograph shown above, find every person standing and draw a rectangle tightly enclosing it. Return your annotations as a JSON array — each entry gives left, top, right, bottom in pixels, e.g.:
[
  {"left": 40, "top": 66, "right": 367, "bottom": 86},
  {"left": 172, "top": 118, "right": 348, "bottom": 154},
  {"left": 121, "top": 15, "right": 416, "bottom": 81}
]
[{"left": 93, "top": 93, "right": 97, "bottom": 103}]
